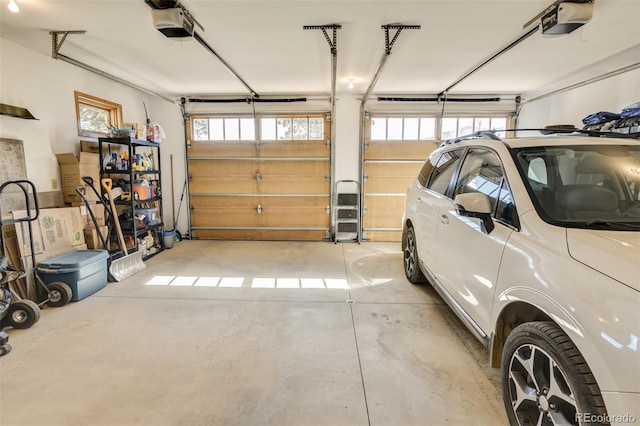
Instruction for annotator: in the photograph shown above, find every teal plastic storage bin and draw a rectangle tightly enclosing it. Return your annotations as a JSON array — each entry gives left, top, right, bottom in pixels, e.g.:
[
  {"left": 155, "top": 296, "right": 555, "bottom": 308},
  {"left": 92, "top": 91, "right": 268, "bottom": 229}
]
[{"left": 37, "top": 250, "right": 109, "bottom": 301}]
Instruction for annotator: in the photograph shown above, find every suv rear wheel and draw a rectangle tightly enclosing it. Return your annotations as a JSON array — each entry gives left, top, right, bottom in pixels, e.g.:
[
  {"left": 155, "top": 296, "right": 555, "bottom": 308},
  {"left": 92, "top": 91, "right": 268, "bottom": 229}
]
[
  {"left": 501, "top": 321, "right": 608, "bottom": 425},
  {"left": 403, "top": 226, "right": 427, "bottom": 284}
]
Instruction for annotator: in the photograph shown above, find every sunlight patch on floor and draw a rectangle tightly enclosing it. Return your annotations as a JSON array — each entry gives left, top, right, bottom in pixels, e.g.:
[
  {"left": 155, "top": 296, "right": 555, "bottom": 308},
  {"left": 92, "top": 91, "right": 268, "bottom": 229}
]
[{"left": 145, "top": 275, "right": 350, "bottom": 289}]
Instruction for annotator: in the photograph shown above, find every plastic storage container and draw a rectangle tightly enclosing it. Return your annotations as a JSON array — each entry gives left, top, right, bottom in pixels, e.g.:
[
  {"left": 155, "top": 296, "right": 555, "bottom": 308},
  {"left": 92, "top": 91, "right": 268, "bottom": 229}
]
[
  {"left": 137, "top": 207, "right": 158, "bottom": 225},
  {"left": 133, "top": 181, "right": 151, "bottom": 200},
  {"left": 37, "top": 250, "right": 109, "bottom": 301}
]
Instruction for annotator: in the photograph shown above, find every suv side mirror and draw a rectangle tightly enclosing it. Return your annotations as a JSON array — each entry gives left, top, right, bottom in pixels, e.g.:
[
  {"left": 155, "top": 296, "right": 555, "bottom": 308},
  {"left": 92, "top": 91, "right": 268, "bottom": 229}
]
[{"left": 454, "top": 192, "right": 495, "bottom": 234}]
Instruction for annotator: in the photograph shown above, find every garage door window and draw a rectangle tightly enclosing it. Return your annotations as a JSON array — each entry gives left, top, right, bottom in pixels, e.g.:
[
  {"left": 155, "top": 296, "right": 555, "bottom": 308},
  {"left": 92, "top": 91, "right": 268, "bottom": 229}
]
[
  {"left": 441, "top": 116, "right": 508, "bottom": 140},
  {"left": 261, "top": 117, "right": 324, "bottom": 141},
  {"left": 371, "top": 116, "right": 436, "bottom": 140},
  {"left": 192, "top": 117, "right": 255, "bottom": 141}
]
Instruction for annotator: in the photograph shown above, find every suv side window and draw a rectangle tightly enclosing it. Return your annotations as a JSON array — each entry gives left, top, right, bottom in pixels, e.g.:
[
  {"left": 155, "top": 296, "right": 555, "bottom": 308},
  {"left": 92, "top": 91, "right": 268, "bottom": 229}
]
[
  {"left": 427, "top": 149, "right": 463, "bottom": 195},
  {"left": 453, "top": 148, "right": 518, "bottom": 227},
  {"left": 417, "top": 156, "right": 436, "bottom": 187}
]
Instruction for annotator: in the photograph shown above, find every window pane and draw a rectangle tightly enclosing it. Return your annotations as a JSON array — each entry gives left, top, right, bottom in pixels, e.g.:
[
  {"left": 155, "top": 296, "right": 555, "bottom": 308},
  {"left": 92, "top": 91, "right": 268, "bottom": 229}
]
[
  {"left": 277, "top": 118, "right": 292, "bottom": 140},
  {"left": 491, "top": 117, "right": 507, "bottom": 130},
  {"left": 79, "top": 104, "right": 111, "bottom": 133},
  {"left": 458, "top": 118, "right": 474, "bottom": 137},
  {"left": 261, "top": 118, "right": 276, "bottom": 140},
  {"left": 441, "top": 118, "right": 458, "bottom": 140},
  {"left": 309, "top": 118, "right": 324, "bottom": 140},
  {"left": 387, "top": 118, "right": 403, "bottom": 140},
  {"left": 371, "top": 118, "right": 387, "bottom": 140},
  {"left": 475, "top": 117, "right": 491, "bottom": 132},
  {"left": 209, "top": 118, "right": 224, "bottom": 140},
  {"left": 193, "top": 118, "right": 209, "bottom": 140},
  {"left": 496, "top": 180, "right": 518, "bottom": 226},
  {"left": 454, "top": 148, "right": 503, "bottom": 212},
  {"left": 403, "top": 118, "right": 419, "bottom": 140},
  {"left": 293, "top": 118, "right": 308, "bottom": 140},
  {"left": 240, "top": 118, "right": 255, "bottom": 140},
  {"left": 224, "top": 118, "right": 240, "bottom": 140},
  {"left": 419, "top": 118, "right": 435, "bottom": 140},
  {"left": 428, "top": 150, "right": 463, "bottom": 196}
]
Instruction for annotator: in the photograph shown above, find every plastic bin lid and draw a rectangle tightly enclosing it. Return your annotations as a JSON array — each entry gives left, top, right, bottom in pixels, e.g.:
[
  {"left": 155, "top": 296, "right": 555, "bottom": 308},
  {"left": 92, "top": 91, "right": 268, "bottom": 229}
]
[{"left": 38, "top": 250, "right": 109, "bottom": 270}]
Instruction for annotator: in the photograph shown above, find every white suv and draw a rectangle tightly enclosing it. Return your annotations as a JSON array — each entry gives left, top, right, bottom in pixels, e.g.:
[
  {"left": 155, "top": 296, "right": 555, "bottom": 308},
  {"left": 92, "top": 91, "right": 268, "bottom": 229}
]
[{"left": 401, "top": 131, "right": 639, "bottom": 425}]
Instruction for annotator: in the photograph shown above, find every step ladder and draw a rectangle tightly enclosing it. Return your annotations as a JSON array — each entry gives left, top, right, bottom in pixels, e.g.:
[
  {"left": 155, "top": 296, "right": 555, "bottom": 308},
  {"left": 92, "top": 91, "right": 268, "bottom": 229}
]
[{"left": 333, "top": 180, "right": 361, "bottom": 243}]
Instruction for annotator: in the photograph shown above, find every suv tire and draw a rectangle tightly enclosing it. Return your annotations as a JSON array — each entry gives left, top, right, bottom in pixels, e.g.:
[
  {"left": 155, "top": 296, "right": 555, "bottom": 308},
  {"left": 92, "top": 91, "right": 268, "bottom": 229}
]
[
  {"left": 403, "top": 226, "right": 427, "bottom": 284},
  {"left": 501, "top": 321, "right": 609, "bottom": 425}
]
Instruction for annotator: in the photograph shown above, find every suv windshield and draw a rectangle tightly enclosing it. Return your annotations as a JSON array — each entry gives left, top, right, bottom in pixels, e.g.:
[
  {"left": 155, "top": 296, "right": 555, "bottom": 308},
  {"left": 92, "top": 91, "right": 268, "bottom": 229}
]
[{"left": 514, "top": 145, "right": 640, "bottom": 230}]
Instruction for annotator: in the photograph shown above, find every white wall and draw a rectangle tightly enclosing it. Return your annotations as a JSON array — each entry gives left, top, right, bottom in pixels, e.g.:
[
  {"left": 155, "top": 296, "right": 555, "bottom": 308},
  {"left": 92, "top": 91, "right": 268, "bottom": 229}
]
[
  {"left": 0, "top": 37, "right": 185, "bottom": 230},
  {"left": 517, "top": 69, "right": 640, "bottom": 128}
]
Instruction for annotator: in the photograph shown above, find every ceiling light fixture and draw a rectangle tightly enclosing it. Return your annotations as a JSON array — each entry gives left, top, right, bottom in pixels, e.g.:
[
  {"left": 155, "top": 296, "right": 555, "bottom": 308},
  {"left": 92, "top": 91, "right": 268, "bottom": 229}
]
[
  {"left": 8, "top": 0, "right": 19, "bottom": 13},
  {"left": 347, "top": 79, "right": 355, "bottom": 89}
]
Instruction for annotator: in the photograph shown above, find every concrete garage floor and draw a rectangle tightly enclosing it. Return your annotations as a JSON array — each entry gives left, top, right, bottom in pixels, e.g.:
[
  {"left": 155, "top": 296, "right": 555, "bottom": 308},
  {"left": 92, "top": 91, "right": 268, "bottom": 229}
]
[{"left": 1, "top": 241, "right": 507, "bottom": 426}]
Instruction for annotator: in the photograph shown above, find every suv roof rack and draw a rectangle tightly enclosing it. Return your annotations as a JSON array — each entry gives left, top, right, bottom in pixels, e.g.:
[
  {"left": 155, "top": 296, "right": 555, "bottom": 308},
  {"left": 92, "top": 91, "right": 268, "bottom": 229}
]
[{"left": 441, "top": 126, "right": 639, "bottom": 147}]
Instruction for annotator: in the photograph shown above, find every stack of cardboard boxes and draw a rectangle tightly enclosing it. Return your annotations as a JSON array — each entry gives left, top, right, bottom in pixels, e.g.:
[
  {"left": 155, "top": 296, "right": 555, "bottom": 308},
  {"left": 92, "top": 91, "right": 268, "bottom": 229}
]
[{"left": 55, "top": 146, "right": 108, "bottom": 250}]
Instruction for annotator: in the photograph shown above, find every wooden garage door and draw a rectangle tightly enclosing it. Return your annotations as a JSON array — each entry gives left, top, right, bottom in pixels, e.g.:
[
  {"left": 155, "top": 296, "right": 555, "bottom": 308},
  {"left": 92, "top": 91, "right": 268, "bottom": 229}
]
[
  {"left": 363, "top": 116, "right": 437, "bottom": 241},
  {"left": 188, "top": 115, "right": 330, "bottom": 241},
  {"left": 363, "top": 114, "right": 510, "bottom": 241}
]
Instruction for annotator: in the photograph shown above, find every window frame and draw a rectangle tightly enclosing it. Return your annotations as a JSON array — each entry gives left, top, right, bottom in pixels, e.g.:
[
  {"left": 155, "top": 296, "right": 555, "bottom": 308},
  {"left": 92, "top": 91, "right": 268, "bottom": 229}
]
[
  {"left": 188, "top": 114, "right": 326, "bottom": 142},
  {"left": 368, "top": 113, "right": 512, "bottom": 142},
  {"left": 74, "top": 91, "right": 122, "bottom": 138}
]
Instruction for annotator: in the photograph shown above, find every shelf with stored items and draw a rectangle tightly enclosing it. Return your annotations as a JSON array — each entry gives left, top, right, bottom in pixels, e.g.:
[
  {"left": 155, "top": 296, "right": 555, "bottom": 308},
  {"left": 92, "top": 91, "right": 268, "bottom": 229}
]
[{"left": 98, "top": 137, "right": 164, "bottom": 259}]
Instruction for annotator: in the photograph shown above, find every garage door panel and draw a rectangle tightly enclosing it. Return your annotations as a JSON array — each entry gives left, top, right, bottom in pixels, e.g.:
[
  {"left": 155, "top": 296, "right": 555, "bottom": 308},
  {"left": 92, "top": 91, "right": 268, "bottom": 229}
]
[
  {"left": 259, "top": 140, "right": 329, "bottom": 157},
  {"left": 191, "top": 207, "right": 259, "bottom": 227},
  {"left": 259, "top": 208, "right": 329, "bottom": 227},
  {"left": 190, "top": 196, "right": 259, "bottom": 208},
  {"left": 364, "top": 162, "right": 423, "bottom": 178},
  {"left": 188, "top": 160, "right": 256, "bottom": 177},
  {"left": 363, "top": 142, "right": 433, "bottom": 242},
  {"left": 364, "top": 162, "right": 422, "bottom": 194},
  {"left": 189, "top": 142, "right": 258, "bottom": 158},
  {"left": 195, "top": 229, "right": 327, "bottom": 241},
  {"left": 364, "top": 195, "right": 405, "bottom": 210},
  {"left": 363, "top": 230, "right": 402, "bottom": 242},
  {"left": 260, "top": 178, "right": 329, "bottom": 194},
  {"left": 363, "top": 195, "right": 405, "bottom": 230},
  {"left": 189, "top": 177, "right": 259, "bottom": 194},
  {"left": 365, "top": 141, "right": 436, "bottom": 160},
  {"left": 364, "top": 176, "right": 417, "bottom": 194},
  {"left": 259, "top": 160, "right": 328, "bottom": 176},
  {"left": 363, "top": 209, "right": 404, "bottom": 229}
]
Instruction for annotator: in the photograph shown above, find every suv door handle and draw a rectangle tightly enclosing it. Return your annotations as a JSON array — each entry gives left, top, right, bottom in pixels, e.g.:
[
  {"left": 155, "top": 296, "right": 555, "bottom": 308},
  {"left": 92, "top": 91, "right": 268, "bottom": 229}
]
[{"left": 439, "top": 213, "right": 449, "bottom": 225}]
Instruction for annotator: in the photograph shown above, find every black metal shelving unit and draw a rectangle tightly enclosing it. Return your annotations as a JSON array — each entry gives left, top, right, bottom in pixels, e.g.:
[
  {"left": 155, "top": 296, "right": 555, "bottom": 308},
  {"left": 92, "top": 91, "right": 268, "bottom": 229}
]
[{"left": 98, "top": 137, "right": 164, "bottom": 259}]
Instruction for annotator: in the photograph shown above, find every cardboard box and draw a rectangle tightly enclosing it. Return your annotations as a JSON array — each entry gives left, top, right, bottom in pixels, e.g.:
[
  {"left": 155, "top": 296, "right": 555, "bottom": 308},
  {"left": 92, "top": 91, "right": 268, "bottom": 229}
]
[
  {"left": 72, "top": 202, "right": 106, "bottom": 229},
  {"left": 12, "top": 207, "right": 86, "bottom": 263},
  {"left": 83, "top": 226, "right": 108, "bottom": 249},
  {"left": 56, "top": 152, "right": 100, "bottom": 204},
  {"left": 121, "top": 122, "right": 147, "bottom": 140}
]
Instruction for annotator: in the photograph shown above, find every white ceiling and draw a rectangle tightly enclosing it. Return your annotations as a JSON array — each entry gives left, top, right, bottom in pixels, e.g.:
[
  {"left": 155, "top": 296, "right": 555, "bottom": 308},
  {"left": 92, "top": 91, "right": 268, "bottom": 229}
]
[{"left": 1, "top": 0, "right": 639, "bottom": 101}]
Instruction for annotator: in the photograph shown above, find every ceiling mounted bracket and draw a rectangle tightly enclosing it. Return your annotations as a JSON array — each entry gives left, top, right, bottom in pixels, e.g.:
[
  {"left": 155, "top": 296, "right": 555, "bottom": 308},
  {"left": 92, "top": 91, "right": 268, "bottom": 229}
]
[
  {"left": 50, "top": 30, "right": 86, "bottom": 59},
  {"left": 382, "top": 24, "right": 421, "bottom": 56},
  {"left": 303, "top": 24, "right": 342, "bottom": 57}
]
